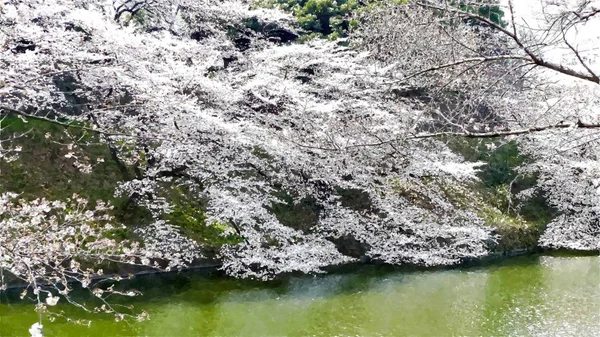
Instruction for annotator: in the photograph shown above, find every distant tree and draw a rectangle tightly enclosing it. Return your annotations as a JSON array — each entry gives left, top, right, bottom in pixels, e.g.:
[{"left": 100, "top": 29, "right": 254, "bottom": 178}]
[
  {"left": 451, "top": 0, "right": 507, "bottom": 26},
  {"left": 261, "top": 0, "right": 373, "bottom": 38},
  {"left": 258, "top": 0, "right": 504, "bottom": 38}
]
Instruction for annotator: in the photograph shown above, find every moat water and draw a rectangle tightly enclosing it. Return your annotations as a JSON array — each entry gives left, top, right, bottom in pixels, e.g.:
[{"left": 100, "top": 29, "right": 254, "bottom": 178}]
[{"left": 0, "top": 254, "right": 598, "bottom": 336}]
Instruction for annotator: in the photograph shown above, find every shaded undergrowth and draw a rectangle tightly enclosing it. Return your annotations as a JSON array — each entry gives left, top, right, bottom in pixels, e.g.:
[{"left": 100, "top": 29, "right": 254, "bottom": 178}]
[{"left": 445, "top": 137, "right": 555, "bottom": 250}]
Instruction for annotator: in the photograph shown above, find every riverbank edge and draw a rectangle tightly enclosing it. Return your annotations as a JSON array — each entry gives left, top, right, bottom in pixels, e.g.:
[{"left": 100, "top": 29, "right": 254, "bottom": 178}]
[
  {"left": 2, "top": 247, "right": 598, "bottom": 292},
  {"left": 324, "top": 246, "right": 599, "bottom": 275}
]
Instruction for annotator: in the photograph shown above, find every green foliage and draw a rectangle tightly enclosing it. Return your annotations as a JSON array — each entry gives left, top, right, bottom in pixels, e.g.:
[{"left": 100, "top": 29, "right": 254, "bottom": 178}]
[
  {"left": 0, "top": 116, "right": 154, "bottom": 239},
  {"left": 163, "top": 186, "right": 244, "bottom": 249},
  {"left": 0, "top": 117, "right": 123, "bottom": 202},
  {"left": 391, "top": 179, "right": 436, "bottom": 211},
  {"left": 439, "top": 179, "right": 543, "bottom": 251},
  {"left": 388, "top": 135, "right": 553, "bottom": 251},
  {"left": 444, "top": 136, "right": 554, "bottom": 248},
  {"left": 256, "top": 0, "right": 501, "bottom": 39},
  {"left": 259, "top": 0, "right": 380, "bottom": 38},
  {"left": 479, "top": 206, "right": 542, "bottom": 251},
  {"left": 0, "top": 116, "right": 245, "bottom": 255},
  {"left": 121, "top": 8, "right": 148, "bottom": 28},
  {"left": 517, "top": 191, "right": 555, "bottom": 227},
  {"left": 445, "top": 138, "right": 526, "bottom": 188},
  {"left": 251, "top": 145, "right": 275, "bottom": 161},
  {"left": 451, "top": 0, "right": 507, "bottom": 27}
]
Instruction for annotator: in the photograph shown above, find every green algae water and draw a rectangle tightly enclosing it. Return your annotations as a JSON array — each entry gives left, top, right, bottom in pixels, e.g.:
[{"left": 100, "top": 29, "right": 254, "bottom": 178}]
[{"left": 1, "top": 255, "right": 598, "bottom": 336}]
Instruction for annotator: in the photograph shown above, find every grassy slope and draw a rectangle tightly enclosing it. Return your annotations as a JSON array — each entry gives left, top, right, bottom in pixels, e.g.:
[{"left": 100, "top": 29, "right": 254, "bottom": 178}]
[
  {"left": 444, "top": 137, "right": 553, "bottom": 251},
  {"left": 0, "top": 117, "right": 241, "bottom": 257}
]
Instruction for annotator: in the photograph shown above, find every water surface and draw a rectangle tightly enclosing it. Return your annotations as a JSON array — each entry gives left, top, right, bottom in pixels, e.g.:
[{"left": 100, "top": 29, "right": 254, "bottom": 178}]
[{"left": 1, "top": 255, "right": 598, "bottom": 336}]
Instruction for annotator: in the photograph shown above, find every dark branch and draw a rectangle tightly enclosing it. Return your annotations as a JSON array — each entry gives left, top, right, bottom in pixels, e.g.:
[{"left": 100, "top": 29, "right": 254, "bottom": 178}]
[
  {"left": 0, "top": 105, "right": 166, "bottom": 141},
  {"left": 348, "top": 121, "right": 600, "bottom": 149},
  {"left": 294, "top": 121, "right": 600, "bottom": 152},
  {"left": 574, "top": 7, "right": 600, "bottom": 21},
  {"left": 113, "top": 1, "right": 148, "bottom": 22},
  {"left": 560, "top": 20, "right": 599, "bottom": 81},
  {"left": 392, "top": 55, "right": 531, "bottom": 84},
  {"left": 416, "top": 0, "right": 600, "bottom": 84}
]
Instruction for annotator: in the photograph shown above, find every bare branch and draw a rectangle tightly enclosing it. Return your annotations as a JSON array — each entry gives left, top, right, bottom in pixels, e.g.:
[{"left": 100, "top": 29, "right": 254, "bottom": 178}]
[
  {"left": 0, "top": 105, "right": 167, "bottom": 141},
  {"left": 560, "top": 20, "right": 599, "bottom": 80},
  {"left": 416, "top": 0, "right": 600, "bottom": 84},
  {"left": 335, "top": 121, "right": 600, "bottom": 150},
  {"left": 391, "top": 55, "right": 532, "bottom": 84}
]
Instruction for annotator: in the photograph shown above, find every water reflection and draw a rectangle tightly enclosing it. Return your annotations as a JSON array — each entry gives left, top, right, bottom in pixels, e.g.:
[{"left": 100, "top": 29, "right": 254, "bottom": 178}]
[
  {"left": 480, "top": 255, "right": 546, "bottom": 336},
  {"left": 0, "top": 255, "right": 598, "bottom": 337}
]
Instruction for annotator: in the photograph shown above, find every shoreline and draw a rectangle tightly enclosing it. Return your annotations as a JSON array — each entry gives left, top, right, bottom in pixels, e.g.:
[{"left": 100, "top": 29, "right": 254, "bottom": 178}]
[{"left": 2, "top": 247, "right": 597, "bottom": 292}]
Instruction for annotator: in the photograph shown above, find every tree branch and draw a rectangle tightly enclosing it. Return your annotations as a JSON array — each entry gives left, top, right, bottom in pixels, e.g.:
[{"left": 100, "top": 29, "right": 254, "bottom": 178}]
[
  {"left": 356, "top": 121, "right": 600, "bottom": 148},
  {"left": 304, "top": 121, "right": 600, "bottom": 152},
  {"left": 392, "top": 55, "right": 532, "bottom": 84},
  {"left": 416, "top": 0, "right": 600, "bottom": 84},
  {"left": 0, "top": 105, "right": 166, "bottom": 141},
  {"left": 560, "top": 21, "right": 599, "bottom": 81},
  {"left": 574, "top": 7, "right": 600, "bottom": 22}
]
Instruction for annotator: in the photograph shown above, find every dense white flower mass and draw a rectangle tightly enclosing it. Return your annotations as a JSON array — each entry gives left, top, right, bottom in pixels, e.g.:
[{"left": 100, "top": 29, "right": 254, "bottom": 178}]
[
  {"left": 1, "top": 0, "right": 501, "bottom": 277},
  {"left": 355, "top": 0, "right": 600, "bottom": 252},
  {"left": 0, "top": 0, "right": 598, "bottom": 322}
]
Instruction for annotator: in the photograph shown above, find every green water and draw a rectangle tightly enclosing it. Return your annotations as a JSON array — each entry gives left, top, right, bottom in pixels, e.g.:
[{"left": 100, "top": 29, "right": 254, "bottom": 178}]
[{"left": 1, "top": 255, "right": 598, "bottom": 336}]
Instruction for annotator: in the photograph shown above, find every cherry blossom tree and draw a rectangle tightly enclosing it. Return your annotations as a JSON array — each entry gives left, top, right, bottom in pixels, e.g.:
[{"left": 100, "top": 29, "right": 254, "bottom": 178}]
[
  {"left": 355, "top": 0, "right": 600, "bottom": 249},
  {"left": 0, "top": 192, "right": 193, "bottom": 331},
  {"left": 1, "top": 1, "right": 599, "bottom": 333}
]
